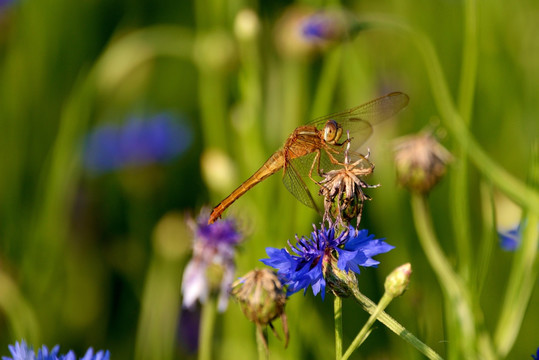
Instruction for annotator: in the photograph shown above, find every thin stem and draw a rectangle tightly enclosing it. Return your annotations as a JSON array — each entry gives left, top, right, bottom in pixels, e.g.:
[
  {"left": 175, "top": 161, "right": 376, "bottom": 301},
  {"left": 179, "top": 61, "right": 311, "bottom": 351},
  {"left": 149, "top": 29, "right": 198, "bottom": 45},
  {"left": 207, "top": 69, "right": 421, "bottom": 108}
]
[
  {"left": 457, "top": 0, "right": 478, "bottom": 122},
  {"left": 450, "top": 0, "right": 477, "bottom": 282},
  {"left": 334, "top": 296, "right": 343, "bottom": 360},
  {"left": 199, "top": 298, "right": 217, "bottom": 360},
  {"left": 311, "top": 47, "right": 342, "bottom": 118},
  {"left": 475, "top": 180, "right": 496, "bottom": 295},
  {"left": 256, "top": 325, "right": 269, "bottom": 360},
  {"left": 357, "top": 16, "right": 539, "bottom": 215},
  {"left": 493, "top": 211, "right": 539, "bottom": 356},
  {"left": 342, "top": 293, "right": 392, "bottom": 360},
  {"left": 411, "top": 194, "right": 478, "bottom": 358},
  {"left": 349, "top": 287, "right": 443, "bottom": 360},
  {"left": 494, "top": 142, "right": 539, "bottom": 357}
]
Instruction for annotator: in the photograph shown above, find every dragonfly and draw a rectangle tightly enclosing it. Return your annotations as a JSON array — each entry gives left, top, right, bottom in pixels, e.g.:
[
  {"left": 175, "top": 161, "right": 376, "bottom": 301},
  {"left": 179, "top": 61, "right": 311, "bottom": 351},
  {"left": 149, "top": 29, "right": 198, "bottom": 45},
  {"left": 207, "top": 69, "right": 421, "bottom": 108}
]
[{"left": 208, "top": 92, "right": 409, "bottom": 224}]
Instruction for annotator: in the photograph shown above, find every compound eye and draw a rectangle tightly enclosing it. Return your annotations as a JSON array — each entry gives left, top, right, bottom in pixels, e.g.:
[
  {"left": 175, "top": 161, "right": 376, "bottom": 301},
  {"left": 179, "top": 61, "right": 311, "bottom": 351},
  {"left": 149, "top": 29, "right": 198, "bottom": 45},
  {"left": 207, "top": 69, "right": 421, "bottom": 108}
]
[
  {"left": 324, "top": 121, "right": 336, "bottom": 142},
  {"left": 324, "top": 120, "right": 340, "bottom": 143}
]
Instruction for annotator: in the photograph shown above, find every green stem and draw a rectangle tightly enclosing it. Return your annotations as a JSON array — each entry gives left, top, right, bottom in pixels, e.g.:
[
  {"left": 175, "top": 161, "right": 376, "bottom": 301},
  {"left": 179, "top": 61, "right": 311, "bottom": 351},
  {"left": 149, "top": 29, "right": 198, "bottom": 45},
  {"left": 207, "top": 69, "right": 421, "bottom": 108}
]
[
  {"left": 0, "top": 271, "right": 40, "bottom": 343},
  {"left": 450, "top": 0, "right": 478, "bottom": 282},
  {"left": 198, "top": 69, "right": 229, "bottom": 151},
  {"left": 358, "top": 16, "right": 539, "bottom": 215},
  {"left": 457, "top": 0, "right": 478, "bottom": 122},
  {"left": 475, "top": 180, "right": 496, "bottom": 295},
  {"left": 199, "top": 298, "right": 217, "bottom": 360},
  {"left": 493, "top": 211, "right": 539, "bottom": 356},
  {"left": 494, "top": 143, "right": 539, "bottom": 357},
  {"left": 341, "top": 293, "right": 392, "bottom": 360},
  {"left": 350, "top": 287, "right": 443, "bottom": 360},
  {"left": 256, "top": 325, "right": 269, "bottom": 360},
  {"left": 334, "top": 296, "right": 343, "bottom": 360},
  {"left": 411, "top": 194, "right": 479, "bottom": 358},
  {"left": 311, "top": 47, "right": 342, "bottom": 118}
]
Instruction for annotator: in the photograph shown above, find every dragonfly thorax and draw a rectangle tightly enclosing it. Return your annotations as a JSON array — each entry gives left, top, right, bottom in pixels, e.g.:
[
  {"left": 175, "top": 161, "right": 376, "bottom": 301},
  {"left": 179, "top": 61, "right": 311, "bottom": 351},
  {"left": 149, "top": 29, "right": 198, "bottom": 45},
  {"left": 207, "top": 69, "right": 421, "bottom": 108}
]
[{"left": 323, "top": 120, "right": 343, "bottom": 144}]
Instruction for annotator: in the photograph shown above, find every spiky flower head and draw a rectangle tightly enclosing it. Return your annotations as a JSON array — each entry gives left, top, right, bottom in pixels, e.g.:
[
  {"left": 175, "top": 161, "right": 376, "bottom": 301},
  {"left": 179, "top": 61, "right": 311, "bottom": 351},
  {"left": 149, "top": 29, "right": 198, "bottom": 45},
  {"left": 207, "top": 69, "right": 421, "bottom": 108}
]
[
  {"left": 2, "top": 340, "right": 110, "bottom": 360},
  {"left": 393, "top": 133, "right": 452, "bottom": 194},
  {"left": 261, "top": 224, "right": 393, "bottom": 299}
]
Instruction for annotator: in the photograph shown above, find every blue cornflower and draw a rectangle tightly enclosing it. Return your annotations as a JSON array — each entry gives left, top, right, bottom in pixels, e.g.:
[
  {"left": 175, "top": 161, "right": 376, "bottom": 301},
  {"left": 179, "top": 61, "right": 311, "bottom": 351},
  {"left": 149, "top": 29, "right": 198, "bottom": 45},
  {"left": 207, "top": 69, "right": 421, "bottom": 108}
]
[
  {"left": 532, "top": 347, "right": 539, "bottom": 360},
  {"left": 82, "top": 113, "right": 191, "bottom": 174},
  {"left": 498, "top": 220, "right": 538, "bottom": 251},
  {"left": 3, "top": 340, "right": 35, "bottom": 360},
  {"left": 261, "top": 224, "right": 394, "bottom": 300},
  {"left": 2, "top": 341, "right": 110, "bottom": 360},
  {"left": 181, "top": 210, "right": 243, "bottom": 312},
  {"left": 498, "top": 223, "right": 521, "bottom": 251}
]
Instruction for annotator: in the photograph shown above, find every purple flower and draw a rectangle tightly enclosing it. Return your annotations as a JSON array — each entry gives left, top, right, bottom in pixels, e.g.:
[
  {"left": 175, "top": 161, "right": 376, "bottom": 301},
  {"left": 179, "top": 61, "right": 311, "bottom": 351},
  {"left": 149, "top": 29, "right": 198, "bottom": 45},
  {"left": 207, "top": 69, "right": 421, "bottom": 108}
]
[
  {"left": 181, "top": 210, "right": 243, "bottom": 312},
  {"left": 2, "top": 340, "right": 110, "bottom": 360},
  {"left": 261, "top": 224, "right": 394, "bottom": 300},
  {"left": 82, "top": 113, "right": 191, "bottom": 174}
]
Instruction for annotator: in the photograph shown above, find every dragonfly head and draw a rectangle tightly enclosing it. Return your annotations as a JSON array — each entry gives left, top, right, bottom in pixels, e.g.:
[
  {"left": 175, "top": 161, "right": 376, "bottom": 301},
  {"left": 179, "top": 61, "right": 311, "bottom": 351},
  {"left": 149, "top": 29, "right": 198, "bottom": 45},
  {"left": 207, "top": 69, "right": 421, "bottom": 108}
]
[{"left": 323, "top": 120, "right": 343, "bottom": 145}]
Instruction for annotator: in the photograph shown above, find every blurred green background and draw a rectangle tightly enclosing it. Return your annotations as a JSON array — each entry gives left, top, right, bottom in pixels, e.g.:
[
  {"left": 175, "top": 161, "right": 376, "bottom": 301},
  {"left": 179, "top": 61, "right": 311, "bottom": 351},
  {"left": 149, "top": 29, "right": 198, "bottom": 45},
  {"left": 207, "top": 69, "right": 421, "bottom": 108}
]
[{"left": 0, "top": 0, "right": 537, "bottom": 359}]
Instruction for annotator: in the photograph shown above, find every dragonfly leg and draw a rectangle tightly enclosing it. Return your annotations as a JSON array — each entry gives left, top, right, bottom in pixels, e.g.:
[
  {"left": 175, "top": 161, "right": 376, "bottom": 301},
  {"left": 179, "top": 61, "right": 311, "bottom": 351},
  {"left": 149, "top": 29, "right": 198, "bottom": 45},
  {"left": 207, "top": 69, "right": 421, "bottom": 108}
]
[
  {"left": 324, "top": 149, "right": 348, "bottom": 166},
  {"left": 334, "top": 136, "right": 352, "bottom": 147},
  {"left": 308, "top": 150, "right": 327, "bottom": 187}
]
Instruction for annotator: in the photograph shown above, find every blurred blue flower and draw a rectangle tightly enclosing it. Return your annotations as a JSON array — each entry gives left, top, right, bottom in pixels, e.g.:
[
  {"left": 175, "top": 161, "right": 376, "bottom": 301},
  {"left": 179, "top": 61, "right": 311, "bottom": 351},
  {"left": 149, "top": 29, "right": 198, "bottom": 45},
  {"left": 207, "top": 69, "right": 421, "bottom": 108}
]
[
  {"left": 82, "top": 113, "right": 191, "bottom": 174},
  {"left": 181, "top": 210, "right": 243, "bottom": 312},
  {"left": 0, "top": 0, "right": 16, "bottom": 10},
  {"left": 301, "top": 12, "right": 341, "bottom": 41},
  {"left": 498, "top": 223, "right": 521, "bottom": 251},
  {"left": 2, "top": 340, "right": 110, "bottom": 360},
  {"left": 532, "top": 347, "right": 539, "bottom": 360},
  {"left": 261, "top": 224, "right": 394, "bottom": 299},
  {"left": 498, "top": 220, "right": 539, "bottom": 251}
]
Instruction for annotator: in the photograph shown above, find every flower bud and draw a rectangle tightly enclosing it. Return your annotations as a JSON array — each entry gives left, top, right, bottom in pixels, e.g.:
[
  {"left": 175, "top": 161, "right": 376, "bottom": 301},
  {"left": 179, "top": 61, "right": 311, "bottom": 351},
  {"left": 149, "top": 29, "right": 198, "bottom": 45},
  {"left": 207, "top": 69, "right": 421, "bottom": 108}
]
[
  {"left": 384, "top": 263, "right": 412, "bottom": 298},
  {"left": 201, "top": 148, "right": 237, "bottom": 195},
  {"left": 394, "top": 133, "right": 452, "bottom": 194},
  {"left": 231, "top": 269, "right": 287, "bottom": 326},
  {"left": 193, "top": 31, "right": 236, "bottom": 73},
  {"left": 234, "top": 9, "right": 260, "bottom": 41},
  {"left": 152, "top": 212, "right": 191, "bottom": 260}
]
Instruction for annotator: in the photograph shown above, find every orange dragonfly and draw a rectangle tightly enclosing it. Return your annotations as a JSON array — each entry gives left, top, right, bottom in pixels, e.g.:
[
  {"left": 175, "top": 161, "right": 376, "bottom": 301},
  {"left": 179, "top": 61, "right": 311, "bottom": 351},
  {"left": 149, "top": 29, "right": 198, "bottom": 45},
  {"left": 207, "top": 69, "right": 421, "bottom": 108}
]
[{"left": 208, "top": 92, "right": 409, "bottom": 224}]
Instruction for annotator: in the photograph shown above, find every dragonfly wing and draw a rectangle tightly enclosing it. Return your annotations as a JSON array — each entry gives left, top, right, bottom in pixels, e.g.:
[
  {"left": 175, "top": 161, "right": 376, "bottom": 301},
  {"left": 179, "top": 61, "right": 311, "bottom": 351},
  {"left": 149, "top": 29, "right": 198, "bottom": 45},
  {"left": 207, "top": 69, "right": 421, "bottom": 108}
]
[
  {"left": 308, "top": 92, "right": 409, "bottom": 148},
  {"left": 343, "top": 119, "right": 373, "bottom": 153},
  {"left": 282, "top": 158, "right": 321, "bottom": 213},
  {"left": 309, "top": 92, "right": 409, "bottom": 127}
]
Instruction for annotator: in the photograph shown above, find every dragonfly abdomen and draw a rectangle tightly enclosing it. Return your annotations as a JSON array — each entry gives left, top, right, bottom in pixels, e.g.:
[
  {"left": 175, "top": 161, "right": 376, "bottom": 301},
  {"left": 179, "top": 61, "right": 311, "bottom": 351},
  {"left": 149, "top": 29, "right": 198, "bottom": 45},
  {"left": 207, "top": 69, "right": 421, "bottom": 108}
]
[{"left": 208, "top": 150, "right": 286, "bottom": 224}]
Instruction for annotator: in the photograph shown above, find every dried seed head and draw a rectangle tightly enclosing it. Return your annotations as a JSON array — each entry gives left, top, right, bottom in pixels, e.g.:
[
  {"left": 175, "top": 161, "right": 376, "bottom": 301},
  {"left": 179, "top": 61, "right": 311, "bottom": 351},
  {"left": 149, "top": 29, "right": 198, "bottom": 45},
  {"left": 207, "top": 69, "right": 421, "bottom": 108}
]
[
  {"left": 318, "top": 134, "right": 379, "bottom": 228},
  {"left": 393, "top": 133, "right": 452, "bottom": 194}
]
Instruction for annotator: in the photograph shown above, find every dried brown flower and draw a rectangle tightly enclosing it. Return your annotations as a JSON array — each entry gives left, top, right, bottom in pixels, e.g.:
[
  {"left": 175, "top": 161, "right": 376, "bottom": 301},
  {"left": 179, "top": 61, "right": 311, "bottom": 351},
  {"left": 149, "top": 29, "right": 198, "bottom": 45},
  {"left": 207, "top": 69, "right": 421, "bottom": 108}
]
[
  {"left": 393, "top": 132, "right": 452, "bottom": 194},
  {"left": 318, "top": 135, "right": 379, "bottom": 228}
]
